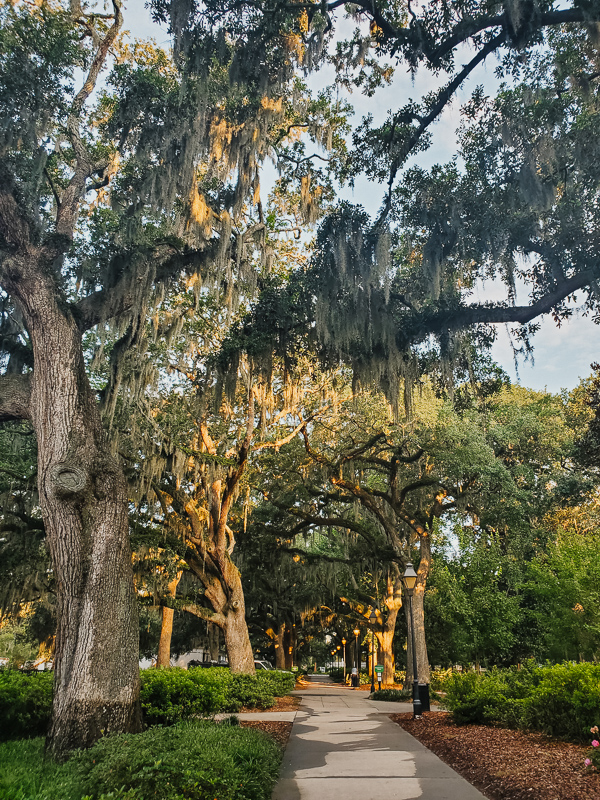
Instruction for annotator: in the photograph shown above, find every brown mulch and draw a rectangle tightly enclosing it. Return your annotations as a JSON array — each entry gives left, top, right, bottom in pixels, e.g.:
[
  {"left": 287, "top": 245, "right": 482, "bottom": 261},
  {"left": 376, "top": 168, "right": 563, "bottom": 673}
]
[
  {"left": 391, "top": 712, "right": 600, "bottom": 800},
  {"left": 239, "top": 720, "right": 293, "bottom": 749},
  {"left": 239, "top": 694, "right": 301, "bottom": 713}
]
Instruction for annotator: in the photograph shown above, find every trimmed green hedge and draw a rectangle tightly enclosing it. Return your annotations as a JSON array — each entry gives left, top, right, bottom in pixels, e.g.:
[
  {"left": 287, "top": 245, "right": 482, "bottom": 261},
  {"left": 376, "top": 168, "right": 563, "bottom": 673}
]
[
  {"left": 0, "top": 667, "right": 296, "bottom": 738},
  {"left": 444, "top": 661, "right": 600, "bottom": 742},
  {"left": 139, "top": 667, "right": 298, "bottom": 725},
  {"left": 0, "top": 670, "right": 53, "bottom": 740}
]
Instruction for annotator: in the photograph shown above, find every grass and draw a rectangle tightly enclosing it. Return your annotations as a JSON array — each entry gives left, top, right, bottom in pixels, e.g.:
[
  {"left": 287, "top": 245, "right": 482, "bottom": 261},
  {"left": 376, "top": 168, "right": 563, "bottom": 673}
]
[{"left": 0, "top": 720, "right": 283, "bottom": 800}]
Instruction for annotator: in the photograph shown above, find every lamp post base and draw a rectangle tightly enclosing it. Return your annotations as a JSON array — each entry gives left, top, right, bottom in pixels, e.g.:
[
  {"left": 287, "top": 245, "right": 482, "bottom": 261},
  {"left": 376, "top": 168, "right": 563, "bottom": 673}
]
[{"left": 412, "top": 679, "right": 423, "bottom": 719}]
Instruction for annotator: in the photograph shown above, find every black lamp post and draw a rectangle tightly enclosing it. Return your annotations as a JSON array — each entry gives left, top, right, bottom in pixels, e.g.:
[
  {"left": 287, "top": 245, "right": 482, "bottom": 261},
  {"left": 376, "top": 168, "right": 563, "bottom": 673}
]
[
  {"left": 353, "top": 627, "right": 360, "bottom": 687},
  {"left": 369, "top": 609, "right": 377, "bottom": 693},
  {"left": 402, "top": 561, "right": 422, "bottom": 719},
  {"left": 341, "top": 638, "right": 347, "bottom": 683}
]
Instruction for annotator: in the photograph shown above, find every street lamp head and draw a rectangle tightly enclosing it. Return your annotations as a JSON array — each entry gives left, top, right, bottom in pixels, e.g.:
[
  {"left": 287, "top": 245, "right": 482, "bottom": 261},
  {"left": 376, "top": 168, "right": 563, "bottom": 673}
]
[
  {"left": 369, "top": 609, "right": 377, "bottom": 624},
  {"left": 402, "top": 561, "right": 418, "bottom": 595},
  {"left": 353, "top": 628, "right": 360, "bottom": 637},
  {"left": 341, "top": 638, "right": 346, "bottom": 645}
]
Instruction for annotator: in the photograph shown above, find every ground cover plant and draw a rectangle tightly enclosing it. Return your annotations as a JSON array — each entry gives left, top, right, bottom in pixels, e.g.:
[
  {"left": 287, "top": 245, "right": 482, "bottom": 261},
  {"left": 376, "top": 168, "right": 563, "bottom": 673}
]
[
  {"left": 0, "top": 720, "right": 282, "bottom": 800},
  {"left": 443, "top": 661, "right": 600, "bottom": 741}
]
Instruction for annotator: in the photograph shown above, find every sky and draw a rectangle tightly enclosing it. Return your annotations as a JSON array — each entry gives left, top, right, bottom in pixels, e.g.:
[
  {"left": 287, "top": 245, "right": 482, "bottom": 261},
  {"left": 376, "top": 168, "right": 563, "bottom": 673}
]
[{"left": 121, "top": 0, "right": 599, "bottom": 395}]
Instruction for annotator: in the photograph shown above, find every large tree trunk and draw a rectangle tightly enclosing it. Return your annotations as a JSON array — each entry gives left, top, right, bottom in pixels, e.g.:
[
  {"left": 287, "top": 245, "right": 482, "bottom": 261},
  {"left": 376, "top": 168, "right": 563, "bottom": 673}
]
[
  {"left": 22, "top": 282, "right": 142, "bottom": 759},
  {"left": 375, "top": 608, "right": 399, "bottom": 685},
  {"left": 156, "top": 572, "right": 182, "bottom": 668},
  {"left": 185, "top": 551, "right": 255, "bottom": 673},
  {"left": 404, "top": 539, "right": 432, "bottom": 686},
  {"left": 375, "top": 567, "right": 403, "bottom": 685}
]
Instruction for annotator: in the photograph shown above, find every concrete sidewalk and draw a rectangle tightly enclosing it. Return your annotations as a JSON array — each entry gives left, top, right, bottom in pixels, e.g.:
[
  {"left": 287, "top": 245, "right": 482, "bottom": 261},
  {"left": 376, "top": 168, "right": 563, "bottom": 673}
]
[{"left": 271, "top": 682, "right": 486, "bottom": 800}]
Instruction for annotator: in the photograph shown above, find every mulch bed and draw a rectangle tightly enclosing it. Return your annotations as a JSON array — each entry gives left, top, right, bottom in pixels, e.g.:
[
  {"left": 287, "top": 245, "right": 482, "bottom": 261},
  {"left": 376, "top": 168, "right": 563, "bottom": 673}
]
[
  {"left": 391, "top": 711, "right": 600, "bottom": 800},
  {"left": 239, "top": 721, "right": 293, "bottom": 749}
]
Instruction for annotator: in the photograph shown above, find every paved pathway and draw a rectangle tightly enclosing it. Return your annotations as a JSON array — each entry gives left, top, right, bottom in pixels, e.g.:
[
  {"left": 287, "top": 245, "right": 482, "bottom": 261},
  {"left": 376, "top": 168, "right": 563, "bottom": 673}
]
[{"left": 270, "top": 680, "right": 486, "bottom": 800}]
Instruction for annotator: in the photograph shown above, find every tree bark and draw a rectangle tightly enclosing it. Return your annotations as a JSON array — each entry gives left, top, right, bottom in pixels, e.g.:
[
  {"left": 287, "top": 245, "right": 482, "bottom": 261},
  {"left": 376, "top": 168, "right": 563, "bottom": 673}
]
[
  {"left": 375, "top": 609, "right": 399, "bottom": 685},
  {"left": 156, "top": 572, "right": 182, "bottom": 668},
  {"left": 8, "top": 264, "right": 142, "bottom": 758},
  {"left": 185, "top": 552, "right": 255, "bottom": 673}
]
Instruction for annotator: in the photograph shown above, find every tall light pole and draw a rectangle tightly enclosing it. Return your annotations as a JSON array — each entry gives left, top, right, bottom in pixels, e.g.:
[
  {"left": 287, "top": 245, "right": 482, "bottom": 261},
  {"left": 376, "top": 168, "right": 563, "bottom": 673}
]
[
  {"left": 353, "top": 627, "right": 360, "bottom": 688},
  {"left": 402, "top": 562, "right": 422, "bottom": 719},
  {"left": 341, "top": 638, "right": 347, "bottom": 683},
  {"left": 369, "top": 609, "right": 377, "bottom": 693}
]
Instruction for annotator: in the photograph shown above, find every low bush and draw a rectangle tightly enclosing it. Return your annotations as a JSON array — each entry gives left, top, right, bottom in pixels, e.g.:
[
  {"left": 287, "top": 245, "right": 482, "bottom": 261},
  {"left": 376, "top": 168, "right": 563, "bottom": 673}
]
[
  {"left": 254, "top": 670, "right": 295, "bottom": 697},
  {"left": 0, "top": 720, "right": 283, "bottom": 800},
  {"left": 227, "top": 674, "right": 274, "bottom": 709},
  {"left": 139, "top": 667, "right": 295, "bottom": 725},
  {"left": 74, "top": 720, "right": 282, "bottom": 800},
  {"left": 327, "top": 668, "right": 345, "bottom": 683},
  {"left": 0, "top": 670, "right": 53, "bottom": 741},
  {"left": 0, "top": 667, "right": 295, "bottom": 736},
  {"left": 139, "top": 668, "right": 229, "bottom": 724},
  {"left": 371, "top": 688, "right": 411, "bottom": 702},
  {"left": 444, "top": 661, "right": 600, "bottom": 741}
]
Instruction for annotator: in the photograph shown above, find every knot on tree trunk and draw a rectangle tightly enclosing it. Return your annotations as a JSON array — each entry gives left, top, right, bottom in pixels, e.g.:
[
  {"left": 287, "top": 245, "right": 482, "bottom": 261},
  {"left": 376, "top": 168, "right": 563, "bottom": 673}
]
[{"left": 50, "top": 462, "right": 88, "bottom": 497}]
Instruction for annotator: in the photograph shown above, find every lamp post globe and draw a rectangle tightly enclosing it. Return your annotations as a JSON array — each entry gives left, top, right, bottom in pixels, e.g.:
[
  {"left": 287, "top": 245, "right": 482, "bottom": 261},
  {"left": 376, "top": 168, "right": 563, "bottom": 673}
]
[{"left": 402, "top": 562, "right": 422, "bottom": 719}]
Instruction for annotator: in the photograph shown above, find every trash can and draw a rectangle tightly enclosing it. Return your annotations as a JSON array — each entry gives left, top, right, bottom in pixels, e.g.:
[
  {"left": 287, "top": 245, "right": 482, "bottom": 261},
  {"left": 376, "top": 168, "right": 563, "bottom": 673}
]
[{"left": 418, "top": 683, "right": 430, "bottom": 712}]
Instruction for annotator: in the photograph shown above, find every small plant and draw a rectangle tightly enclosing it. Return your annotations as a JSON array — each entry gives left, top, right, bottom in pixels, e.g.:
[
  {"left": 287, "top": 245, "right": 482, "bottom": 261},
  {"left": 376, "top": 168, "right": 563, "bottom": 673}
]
[
  {"left": 371, "top": 688, "right": 411, "bottom": 702},
  {"left": 584, "top": 725, "right": 600, "bottom": 771}
]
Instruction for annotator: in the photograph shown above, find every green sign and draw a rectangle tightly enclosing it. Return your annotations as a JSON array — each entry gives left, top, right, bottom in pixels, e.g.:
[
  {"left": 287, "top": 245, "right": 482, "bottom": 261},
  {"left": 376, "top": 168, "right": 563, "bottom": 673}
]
[{"left": 374, "top": 665, "right": 384, "bottom": 674}]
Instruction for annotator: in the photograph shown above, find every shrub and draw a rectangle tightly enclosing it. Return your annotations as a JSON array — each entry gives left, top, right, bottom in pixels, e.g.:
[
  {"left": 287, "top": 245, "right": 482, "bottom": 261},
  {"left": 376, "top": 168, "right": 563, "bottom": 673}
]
[
  {"left": 140, "top": 667, "right": 293, "bottom": 725},
  {"left": 0, "top": 670, "right": 53, "bottom": 740},
  {"left": 0, "top": 721, "right": 283, "bottom": 800},
  {"left": 228, "top": 673, "right": 274, "bottom": 709},
  {"left": 139, "top": 668, "right": 228, "bottom": 724},
  {"left": 327, "top": 668, "right": 345, "bottom": 683},
  {"left": 371, "top": 688, "right": 411, "bottom": 702},
  {"left": 255, "top": 670, "right": 295, "bottom": 697},
  {"left": 521, "top": 662, "right": 600, "bottom": 741},
  {"left": 444, "top": 662, "right": 600, "bottom": 741},
  {"left": 73, "top": 720, "right": 282, "bottom": 800}
]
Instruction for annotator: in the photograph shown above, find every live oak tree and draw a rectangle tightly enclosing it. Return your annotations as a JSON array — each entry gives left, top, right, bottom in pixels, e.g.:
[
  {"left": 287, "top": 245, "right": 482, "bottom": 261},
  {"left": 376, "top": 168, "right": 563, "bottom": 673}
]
[
  {"left": 211, "top": 3, "right": 600, "bottom": 407},
  {"left": 0, "top": 0, "right": 346, "bottom": 756}
]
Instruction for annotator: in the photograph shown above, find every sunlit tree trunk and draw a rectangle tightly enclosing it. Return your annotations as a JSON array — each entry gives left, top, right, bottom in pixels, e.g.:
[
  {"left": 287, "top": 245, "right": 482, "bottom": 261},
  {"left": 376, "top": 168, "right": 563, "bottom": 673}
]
[
  {"left": 156, "top": 572, "right": 182, "bottom": 668},
  {"left": 404, "top": 537, "right": 431, "bottom": 685}
]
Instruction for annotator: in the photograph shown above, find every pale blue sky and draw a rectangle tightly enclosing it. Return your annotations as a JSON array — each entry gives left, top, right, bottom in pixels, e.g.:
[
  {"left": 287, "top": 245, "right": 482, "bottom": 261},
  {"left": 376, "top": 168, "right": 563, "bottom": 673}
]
[{"left": 120, "top": 0, "right": 599, "bottom": 395}]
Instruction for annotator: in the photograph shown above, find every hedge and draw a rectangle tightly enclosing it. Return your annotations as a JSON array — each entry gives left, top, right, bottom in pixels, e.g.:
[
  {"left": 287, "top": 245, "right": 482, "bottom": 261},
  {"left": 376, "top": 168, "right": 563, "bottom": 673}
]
[{"left": 443, "top": 661, "right": 600, "bottom": 741}]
